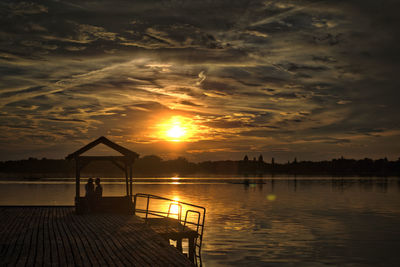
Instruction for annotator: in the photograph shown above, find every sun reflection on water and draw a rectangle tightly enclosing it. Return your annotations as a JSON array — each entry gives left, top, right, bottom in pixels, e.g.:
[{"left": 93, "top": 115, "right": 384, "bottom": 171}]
[
  {"left": 170, "top": 176, "right": 181, "bottom": 185},
  {"left": 169, "top": 202, "right": 180, "bottom": 216}
]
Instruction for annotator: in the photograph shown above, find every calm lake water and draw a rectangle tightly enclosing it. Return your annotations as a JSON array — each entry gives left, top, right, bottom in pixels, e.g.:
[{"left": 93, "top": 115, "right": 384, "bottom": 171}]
[{"left": 1, "top": 176, "right": 400, "bottom": 266}]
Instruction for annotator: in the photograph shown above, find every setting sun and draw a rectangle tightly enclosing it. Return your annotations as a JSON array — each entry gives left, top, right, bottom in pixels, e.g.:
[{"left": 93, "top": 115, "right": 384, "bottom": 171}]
[
  {"left": 158, "top": 116, "right": 194, "bottom": 142},
  {"left": 151, "top": 114, "right": 211, "bottom": 143},
  {"left": 167, "top": 125, "right": 186, "bottom": 140}
]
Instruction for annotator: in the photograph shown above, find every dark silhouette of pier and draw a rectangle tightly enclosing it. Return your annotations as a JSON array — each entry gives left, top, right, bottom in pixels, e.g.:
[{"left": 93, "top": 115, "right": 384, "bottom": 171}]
[
  {"left": 0, "top": 206, "right": 193, "bottom": 266},
  {"left": 1, "top": 137, "right": 205, "bottom": 266}
]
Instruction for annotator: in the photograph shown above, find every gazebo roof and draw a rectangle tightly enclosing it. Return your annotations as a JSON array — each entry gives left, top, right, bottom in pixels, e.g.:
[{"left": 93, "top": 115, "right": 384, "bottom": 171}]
[{"left": 66, "top": 136, "right": 139, "bottom": 160}]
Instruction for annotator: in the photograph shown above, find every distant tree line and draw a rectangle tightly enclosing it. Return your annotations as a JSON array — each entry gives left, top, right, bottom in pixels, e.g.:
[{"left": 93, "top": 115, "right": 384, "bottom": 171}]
[{"left": 1, "top": 155, "right": 400, "bottom": 178}]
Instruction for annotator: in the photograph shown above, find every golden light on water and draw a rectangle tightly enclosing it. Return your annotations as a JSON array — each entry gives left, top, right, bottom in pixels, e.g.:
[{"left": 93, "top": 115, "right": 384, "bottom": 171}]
[
  {"left": 169, "top": 203, "right": 180, "bottom": 215},
  {"left": 168, "top": 196, "right": 182, "bottom": 218}
]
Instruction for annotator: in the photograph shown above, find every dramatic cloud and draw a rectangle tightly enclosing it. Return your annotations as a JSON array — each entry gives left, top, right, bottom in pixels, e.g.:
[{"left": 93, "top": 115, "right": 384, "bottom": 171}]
[{"left": 0, "top": 0, "right": 399, "bottom": 161}]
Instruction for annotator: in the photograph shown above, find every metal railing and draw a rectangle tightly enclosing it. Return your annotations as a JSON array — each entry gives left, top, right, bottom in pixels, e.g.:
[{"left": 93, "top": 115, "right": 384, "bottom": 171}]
[{"left": 133, "top": 193, "right": 206, "bottom": 266}]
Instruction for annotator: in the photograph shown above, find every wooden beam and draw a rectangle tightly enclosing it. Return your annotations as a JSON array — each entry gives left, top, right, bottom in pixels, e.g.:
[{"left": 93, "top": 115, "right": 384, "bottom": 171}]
[
  {"left": 99, "top": 137, "right": 139, "bottom": 159},
  {"left": 78, "top": 156, "right": 127, "bottom": 161},
  {"left": 78, "top": 158, "right": 91, "bottom": 171},
  {"left": 66, "top": 136, "right": 139, "bottom": 160},
  {"left": 66, "top": 137, "right": 104, "bottom": 160},
  {"left": 110, "top": 159, "right": 125, "bottom": 172}
]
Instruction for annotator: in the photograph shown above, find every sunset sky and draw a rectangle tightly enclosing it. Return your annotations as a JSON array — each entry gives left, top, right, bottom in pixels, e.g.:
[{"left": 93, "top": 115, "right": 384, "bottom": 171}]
[{"left": 1, "top": 0, "right": 399, "bottom": 162}]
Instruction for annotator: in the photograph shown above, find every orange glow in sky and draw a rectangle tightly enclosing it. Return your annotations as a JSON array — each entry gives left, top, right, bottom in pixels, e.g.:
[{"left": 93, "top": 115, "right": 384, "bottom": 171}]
[
  {"left": 167, "top": 125, "right": 186, "bottom": 140},
  {"left": 159, "top": 116, "right": 194, "bottom": 142}
]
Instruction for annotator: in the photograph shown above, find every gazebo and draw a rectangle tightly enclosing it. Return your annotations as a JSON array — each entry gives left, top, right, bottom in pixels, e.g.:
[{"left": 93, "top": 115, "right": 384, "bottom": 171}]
[{"left": 66, "top": 136, "right": 139, "bottom": 214}]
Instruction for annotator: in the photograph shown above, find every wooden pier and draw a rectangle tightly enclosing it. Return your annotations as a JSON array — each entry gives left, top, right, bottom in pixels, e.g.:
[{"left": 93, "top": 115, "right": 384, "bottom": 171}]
[{"left": 0, "top": 206, "right": 193, "bottom": 266}]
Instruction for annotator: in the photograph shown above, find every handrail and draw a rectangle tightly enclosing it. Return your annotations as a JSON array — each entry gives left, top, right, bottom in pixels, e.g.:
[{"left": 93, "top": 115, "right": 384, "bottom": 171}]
[
  {"left": 135, "top": 193, "right": 206, "bottom": 210},
  {"left": 184, "top": 210, "right": 201, "bottom": 231},
  {"left": 133, "top": 193, "right": 206, "bottom": 267}
]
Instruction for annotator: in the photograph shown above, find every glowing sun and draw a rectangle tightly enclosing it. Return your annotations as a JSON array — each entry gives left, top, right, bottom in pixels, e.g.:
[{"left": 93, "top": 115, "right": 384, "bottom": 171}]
[
  {"left": 167, "top": 125, "right": 186, "bottom": 140},
  {"left": 161, "top": 116, "right": 191, "bottom": 142}
]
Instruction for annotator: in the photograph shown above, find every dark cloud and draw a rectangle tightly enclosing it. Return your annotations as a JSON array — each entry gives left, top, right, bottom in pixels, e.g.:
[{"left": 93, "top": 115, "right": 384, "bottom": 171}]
[
  {"left": 285, "top": 63, "right": 328, "bottom": 72},
  {"left": 0, "top": 86, "right": 44, "bottom": 98},
  {"left": 179, "top": 100, "right": 202, "bottom": 107},
  {"left": 271, "top": 92, "right": 301, "bottom": 99},
  {"left": 46, "top": 118, "right": 86, "bottom": 123},
  {"left": 0, "top": 0, "right": 399, "bottom": 161}
]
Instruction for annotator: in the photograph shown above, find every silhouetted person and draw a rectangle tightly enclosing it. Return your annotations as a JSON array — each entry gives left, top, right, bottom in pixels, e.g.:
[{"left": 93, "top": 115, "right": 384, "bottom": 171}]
[
  {"left": 243, "top": 178, "right": 250, "bottom": 189},
  {"left": 85, "top": 178, "right": 94, "bottom": 197},
  {"left": 95, "top": 178, "right": 103, "bottom": 199},
  {"left": 85, "top": 178, "right": 95, "bottom": 212}
]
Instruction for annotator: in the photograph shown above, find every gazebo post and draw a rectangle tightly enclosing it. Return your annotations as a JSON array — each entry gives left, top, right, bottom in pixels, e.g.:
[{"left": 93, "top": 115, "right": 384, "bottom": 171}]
[
  {"left": 124, "top": 161, "right": 129, "bottom": 196},
  {"left": 129, "top": 161, "right": 133, "bottom": 198},
  {"left": 75, "top": 157, "right": 80, "bottom": 208}
]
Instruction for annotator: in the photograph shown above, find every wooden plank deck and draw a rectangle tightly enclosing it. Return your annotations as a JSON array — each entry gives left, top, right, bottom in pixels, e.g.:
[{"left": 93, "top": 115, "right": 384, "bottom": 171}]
[{"left": 0, "top": 207, "right": 193, "bottom": 266}]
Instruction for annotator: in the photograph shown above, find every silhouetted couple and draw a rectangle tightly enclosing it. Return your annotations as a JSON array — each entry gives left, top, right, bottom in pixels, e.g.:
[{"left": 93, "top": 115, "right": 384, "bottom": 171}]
[{"left": 85, "top": 177, "right": 103, "bottom": 212}]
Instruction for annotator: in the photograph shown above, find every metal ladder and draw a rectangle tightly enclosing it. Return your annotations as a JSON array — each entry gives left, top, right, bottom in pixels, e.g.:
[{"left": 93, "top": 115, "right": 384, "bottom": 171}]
[{"left": 183, "top": 209, "right": 205, "bottom": 267}]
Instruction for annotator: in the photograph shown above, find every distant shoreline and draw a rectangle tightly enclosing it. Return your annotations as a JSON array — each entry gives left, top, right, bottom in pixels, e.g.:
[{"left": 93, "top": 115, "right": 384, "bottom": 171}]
[
  {"left": 1, "top": 156, "right": 399, "bottom": 179},
  {"left": 1, "top": 174, "right": 399, "bottom": 181}
]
